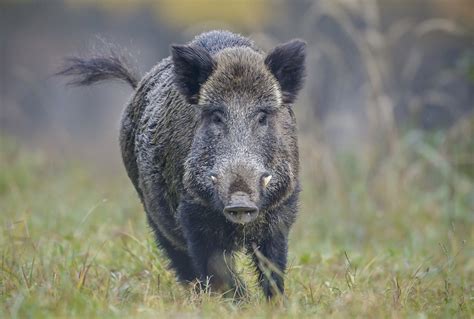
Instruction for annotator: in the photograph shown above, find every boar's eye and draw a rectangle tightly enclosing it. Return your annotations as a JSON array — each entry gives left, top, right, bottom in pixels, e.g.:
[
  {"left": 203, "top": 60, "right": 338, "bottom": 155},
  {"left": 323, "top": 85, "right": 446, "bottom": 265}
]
[
  {"left": 257, "top": 112, "right": 268, "bottom": 126},
  {"left": 201, "top": 105, "right": 226, "bottom": 126},
  {"left": 211, "top": 112, "right": 224, "bottom": 125}
]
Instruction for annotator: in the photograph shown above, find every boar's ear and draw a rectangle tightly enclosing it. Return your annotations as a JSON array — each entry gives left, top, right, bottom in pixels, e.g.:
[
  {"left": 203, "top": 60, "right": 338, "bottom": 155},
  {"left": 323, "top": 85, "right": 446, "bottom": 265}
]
[
  {"left": 265, "top": 39, "right": 306, "bottom": 104},
  {"left": 171, "top": 44, "right": 216, "bottom": 104}
]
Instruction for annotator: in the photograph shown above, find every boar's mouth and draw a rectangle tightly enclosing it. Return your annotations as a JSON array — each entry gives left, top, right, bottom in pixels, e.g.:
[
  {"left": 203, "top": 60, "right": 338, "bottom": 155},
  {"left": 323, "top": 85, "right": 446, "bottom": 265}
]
[{"left": 223, "top": 191, "right": 259, "bottom": 224}]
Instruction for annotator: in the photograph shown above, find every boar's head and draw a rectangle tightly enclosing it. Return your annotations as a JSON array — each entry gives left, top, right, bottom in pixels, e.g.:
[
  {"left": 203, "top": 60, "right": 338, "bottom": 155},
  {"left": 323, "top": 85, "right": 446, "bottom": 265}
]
[{"left": 172, "top": 39, "right": 305, "bottom": 224}]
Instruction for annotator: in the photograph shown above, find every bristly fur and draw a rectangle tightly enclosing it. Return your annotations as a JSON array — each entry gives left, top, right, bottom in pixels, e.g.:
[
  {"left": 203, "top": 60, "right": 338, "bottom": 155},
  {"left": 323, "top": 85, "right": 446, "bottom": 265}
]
[
  {"left": 57, "top": 53, "right": 139, "bottom": 89},
  {"left": 60, "top": 30, "right": 306, "bottom": 300},
  {"left": 264, "top": 39, "right": 306, "bottom": 104}
]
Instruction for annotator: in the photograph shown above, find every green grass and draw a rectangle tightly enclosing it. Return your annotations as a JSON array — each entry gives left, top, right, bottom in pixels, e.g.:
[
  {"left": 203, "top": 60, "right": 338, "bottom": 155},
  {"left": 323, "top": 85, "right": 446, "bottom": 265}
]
[{"left": 1, "top": 134, "right": 473, "bottom": 318}]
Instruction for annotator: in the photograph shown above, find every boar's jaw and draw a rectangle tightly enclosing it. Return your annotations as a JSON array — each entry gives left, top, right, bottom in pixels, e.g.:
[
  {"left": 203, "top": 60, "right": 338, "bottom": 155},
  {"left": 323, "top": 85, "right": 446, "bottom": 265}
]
[{"left": 223, "top": 191, "right": 259, "bottom": 224}]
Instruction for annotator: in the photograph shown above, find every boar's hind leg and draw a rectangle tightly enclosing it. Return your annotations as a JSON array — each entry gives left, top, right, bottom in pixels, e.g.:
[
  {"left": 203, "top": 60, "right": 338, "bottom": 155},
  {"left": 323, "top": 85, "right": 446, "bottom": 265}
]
[
  {"left": 194, "top": 249, "right": 245, "bottom": 298},
  {"left": 178, "top": 202, "right": 244, "bottom": 298},
  {"left": 250, "top": 229, "right": 289, "bottom": 299},
  {"left": 148, "top": 218, "right": 197, "bottom": 283},
  {"left": 185, "top": 233, "right": 240, "bottom": 296}
]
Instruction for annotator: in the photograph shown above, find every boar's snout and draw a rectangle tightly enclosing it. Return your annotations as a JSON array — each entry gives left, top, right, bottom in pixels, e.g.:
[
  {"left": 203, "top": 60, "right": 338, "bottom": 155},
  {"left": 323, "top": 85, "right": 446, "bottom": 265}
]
[{"left": 223, "top": 191, "right": 259, "bottom": 224}]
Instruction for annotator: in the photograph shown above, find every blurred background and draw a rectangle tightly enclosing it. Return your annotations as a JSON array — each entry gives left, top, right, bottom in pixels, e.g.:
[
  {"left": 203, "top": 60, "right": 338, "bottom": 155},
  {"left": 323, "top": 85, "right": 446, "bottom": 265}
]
[{"left": 1, "top": 0, "right": 473, "bottom": 170}]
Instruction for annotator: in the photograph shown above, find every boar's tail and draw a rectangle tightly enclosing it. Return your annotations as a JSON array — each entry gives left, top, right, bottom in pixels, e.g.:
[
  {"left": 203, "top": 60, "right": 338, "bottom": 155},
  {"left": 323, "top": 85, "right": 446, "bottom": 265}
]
[{"left": 57, "top": 50, "right": 139, "bottom": 89}]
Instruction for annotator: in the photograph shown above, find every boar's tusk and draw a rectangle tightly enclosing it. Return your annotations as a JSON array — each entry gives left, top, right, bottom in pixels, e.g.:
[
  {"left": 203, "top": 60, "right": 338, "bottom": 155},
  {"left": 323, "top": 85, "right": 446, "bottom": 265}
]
[{"left": 263, "top": 175, "right": 272, "bottom": 187}]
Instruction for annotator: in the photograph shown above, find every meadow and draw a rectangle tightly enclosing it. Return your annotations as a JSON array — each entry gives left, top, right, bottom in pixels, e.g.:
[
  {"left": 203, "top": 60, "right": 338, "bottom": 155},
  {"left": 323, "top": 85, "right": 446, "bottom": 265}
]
[{"left": 1, "top": 127, "right": 472, "bottom": 318}]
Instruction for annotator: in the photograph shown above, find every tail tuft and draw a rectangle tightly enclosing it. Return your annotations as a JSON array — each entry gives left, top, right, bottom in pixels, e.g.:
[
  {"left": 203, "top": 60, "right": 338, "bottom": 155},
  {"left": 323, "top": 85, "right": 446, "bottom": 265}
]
[{"left": 57, "top": 50, "right": 139, "bottom": 89}]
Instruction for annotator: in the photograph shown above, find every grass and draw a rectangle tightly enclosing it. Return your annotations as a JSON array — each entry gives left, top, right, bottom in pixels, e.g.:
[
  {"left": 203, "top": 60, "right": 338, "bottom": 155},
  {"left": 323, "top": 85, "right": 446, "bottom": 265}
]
[{"left": 0, "top": 131, "right": 473, "bottom": 318}]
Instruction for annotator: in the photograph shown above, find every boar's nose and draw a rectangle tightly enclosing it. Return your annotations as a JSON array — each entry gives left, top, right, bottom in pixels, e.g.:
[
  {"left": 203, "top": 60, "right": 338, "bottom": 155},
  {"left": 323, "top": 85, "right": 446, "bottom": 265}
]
[{"left": 223, "top": 192, "right": 259, "bottom": 224}]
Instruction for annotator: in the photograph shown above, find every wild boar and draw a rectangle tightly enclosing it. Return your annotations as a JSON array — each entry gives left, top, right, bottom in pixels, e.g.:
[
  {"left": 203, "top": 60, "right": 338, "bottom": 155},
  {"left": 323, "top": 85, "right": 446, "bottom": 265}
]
[{"left": 59, "top": 30, "right": 306, "bottom": 299}]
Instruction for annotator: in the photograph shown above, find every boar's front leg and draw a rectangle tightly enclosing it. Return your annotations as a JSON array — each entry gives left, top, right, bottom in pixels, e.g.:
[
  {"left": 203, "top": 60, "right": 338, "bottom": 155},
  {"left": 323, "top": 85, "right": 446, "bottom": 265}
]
[
  {"left": 250, "top": 226, "right": 289, "bottom": 299},
  {"left": 178, "top": 200, "right": 244, "bottom": 297}
]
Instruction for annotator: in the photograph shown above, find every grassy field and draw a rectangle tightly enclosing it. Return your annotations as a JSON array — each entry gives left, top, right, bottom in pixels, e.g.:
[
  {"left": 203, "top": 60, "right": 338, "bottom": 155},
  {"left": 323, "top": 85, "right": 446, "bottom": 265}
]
[{"left": 1, "top": 131, "right": 473, "bottom": 318}]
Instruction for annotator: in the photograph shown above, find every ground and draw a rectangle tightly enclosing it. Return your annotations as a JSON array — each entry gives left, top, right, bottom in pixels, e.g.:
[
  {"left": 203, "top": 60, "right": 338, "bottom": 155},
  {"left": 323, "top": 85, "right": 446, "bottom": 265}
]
[{"left": 0, "top": 135, "right": 473, "bottom": 318}]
